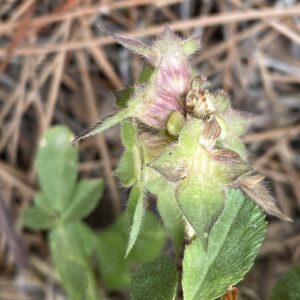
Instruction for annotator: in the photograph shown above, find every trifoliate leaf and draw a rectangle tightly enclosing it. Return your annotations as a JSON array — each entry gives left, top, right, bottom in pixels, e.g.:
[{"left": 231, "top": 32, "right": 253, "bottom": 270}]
[
  {"left": 37, "top": 126, "right": 78, "bottom": 212},
  {"left": 182, "top": 188, "right": 266, "bottom": 300},
  {"left": 130, "top": 256, "right": 178, "bottom": 300}
]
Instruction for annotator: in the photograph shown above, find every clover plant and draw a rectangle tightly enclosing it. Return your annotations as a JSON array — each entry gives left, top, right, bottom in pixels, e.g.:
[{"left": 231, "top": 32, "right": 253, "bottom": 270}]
[
  {"left": 22, "top": 126, "right": 168, "bottom": 299},
  {"left": 72, "top": 27, "right": 292, "bottom": 300}
]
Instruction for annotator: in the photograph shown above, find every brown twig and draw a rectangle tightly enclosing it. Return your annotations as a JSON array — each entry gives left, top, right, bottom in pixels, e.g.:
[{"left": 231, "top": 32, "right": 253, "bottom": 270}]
[
  {"left": 2, "top": 6, "right": 300, "bottom": 57},
  {"left": 243, "top": 124, "right": 300, "bottom": 143}
]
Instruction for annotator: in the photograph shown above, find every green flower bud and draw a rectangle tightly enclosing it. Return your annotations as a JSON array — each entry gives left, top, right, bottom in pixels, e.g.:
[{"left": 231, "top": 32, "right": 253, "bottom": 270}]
[{"left": 167, "top": 111, "right": 185, "bottom": 137}]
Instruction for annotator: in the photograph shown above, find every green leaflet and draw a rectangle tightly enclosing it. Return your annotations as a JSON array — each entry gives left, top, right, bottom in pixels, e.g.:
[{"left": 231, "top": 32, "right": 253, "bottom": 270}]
[
  {"left": 270, "top": 265, "right": 300, "bottom": 300},
  {"left": 22, "top": 205, "right": 58, "bottom": 230},
  {"left": 130, "top": 256, "right": 178, "bottom": 300},
  {"left": 182, "top": 189, "right": 266, "bottom": 300},
  {"left": 50, "top": 223, "right": 100, "bottom": 300},
  {"left": 37, "top": 126, "right": 78, "bottom": 212},
  {"left": 62, "top": 178, "right": 104, "bottom": 222},
  {"left": 145, "top": 168, "right": 184, "bottom": 254},
  {"left": 126, "top": 183, "right": 145, "bottom": 257}
]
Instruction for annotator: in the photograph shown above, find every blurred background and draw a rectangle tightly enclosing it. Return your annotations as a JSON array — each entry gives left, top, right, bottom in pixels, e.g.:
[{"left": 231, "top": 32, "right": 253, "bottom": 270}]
[{"left": 0, "top": 0, "right": 300, "bottom": 299}]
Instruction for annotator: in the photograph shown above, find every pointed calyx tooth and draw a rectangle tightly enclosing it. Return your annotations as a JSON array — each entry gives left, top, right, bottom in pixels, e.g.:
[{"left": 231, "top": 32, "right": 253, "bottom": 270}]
[
  {"left": 72, "top": 109, "right": 134, "bottom": 144},
  {"left": 147, "top": 147, "right": 188, "bottom": 183},
  {"left": 233, "top": 174, "right": 292, "bottom": 222},
  {"left": 210, "top": 147, "right": 243, "bottom": 163},
  {"left": 199, "top": 117, "right": 221, "bottom": 149}
]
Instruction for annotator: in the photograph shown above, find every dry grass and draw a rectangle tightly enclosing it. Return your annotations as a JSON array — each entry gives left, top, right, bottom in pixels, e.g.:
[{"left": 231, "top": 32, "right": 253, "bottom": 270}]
[{"left": 0, "top": 0, "right": 300, "bottom": 299}]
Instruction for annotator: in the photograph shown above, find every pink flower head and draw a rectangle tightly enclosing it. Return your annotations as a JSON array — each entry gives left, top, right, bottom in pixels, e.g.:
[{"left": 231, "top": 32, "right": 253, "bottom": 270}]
[{"left": 114, "top": 26, "right": 200, "bottom": 128}]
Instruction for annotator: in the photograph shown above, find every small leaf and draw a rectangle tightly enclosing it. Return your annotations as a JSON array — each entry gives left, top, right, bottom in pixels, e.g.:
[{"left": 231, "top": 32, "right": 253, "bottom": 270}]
[
  {"left": 182, "top": 188, "right": 266, "bottom": 300},
  {"left": 63, "top": 178, "right": 104, "bottom": 221},
  {"left": 22, "top": 205, "right": 58, "bottom": 230},
  {"left": 97, "top": 229, "right": 131, "bottom": 289},
  {"left": 130, "top": 256, "right": 178, "bottom": 300},
  {"left": 126, "top": 183, "right": 145, "bottom": 257},
  {"left": 50, "top": 223, "right": 100, "bottom": 300},
  {"left": 37, "top": 126, "right": 78, "bottom": 212},
  {"left": 270, "top": 265, "right": 300, "bottom": 300}
]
